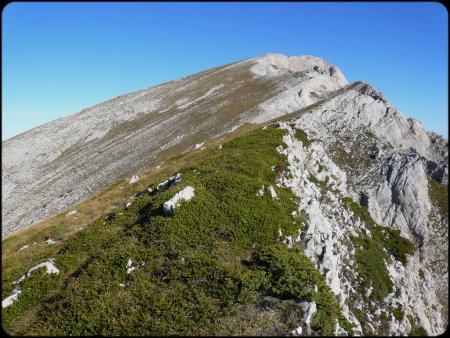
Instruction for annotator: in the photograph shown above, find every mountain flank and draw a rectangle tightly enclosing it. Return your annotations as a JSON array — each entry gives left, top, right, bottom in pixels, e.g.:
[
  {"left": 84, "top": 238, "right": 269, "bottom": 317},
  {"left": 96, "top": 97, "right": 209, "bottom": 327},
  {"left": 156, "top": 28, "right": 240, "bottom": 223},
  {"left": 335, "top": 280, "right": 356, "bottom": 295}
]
[{"left": 2, "top": 53, "right": 347, "bottom": 238}]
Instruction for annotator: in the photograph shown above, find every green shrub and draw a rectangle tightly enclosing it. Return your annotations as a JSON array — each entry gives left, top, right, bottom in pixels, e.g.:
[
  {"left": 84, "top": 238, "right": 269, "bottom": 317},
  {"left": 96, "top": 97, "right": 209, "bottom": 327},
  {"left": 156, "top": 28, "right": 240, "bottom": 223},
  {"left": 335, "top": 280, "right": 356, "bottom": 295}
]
[
  {"left": 248, "top": 244, "right": 321, "bottom": 300},
  {"left": 354, "top": 236, "right": 393, "bottom": 301},
  {"left": 344, "top": 196, "right": 415, "bottom": 301},
  {"left": 428, "top": 177, "right": 448, "bottom": 219},
  {"left": 310, "top": 304, "right": 336, "bottom": 336},
  {"left": 344, "top": 197, "right": 415, "bottom": 266},
  {"left": 372, "top": 226, "right": 415, "bottom": 265},
  {"left": 343, "top": 196, "right": 375, "bottom": 228},
  {"left": 391, "top": 306, "right": 404, "bottom": 321},
  {"left": 294, "top": 128, "right": 311, "bottom": 147},
  {"left": 338, "top": 313, "right": 355, "bottom": 336},
  {"left": 406, "top": 315, "right": 428, "bottom": 336},
  {"left": 248, "top": 244, "right": 340, "bottom": 336},
  {"left": 410, "top": 326, "right": 428, "bottom": 336},
  {"left": 418, "top": 269, "right": 425, "bottom": 280},
  {"left": 3, "top": 125, "right": 319, "bottom": 335},
  {"left": 2, "top": 268, "right": 60, "bottom": 332}
]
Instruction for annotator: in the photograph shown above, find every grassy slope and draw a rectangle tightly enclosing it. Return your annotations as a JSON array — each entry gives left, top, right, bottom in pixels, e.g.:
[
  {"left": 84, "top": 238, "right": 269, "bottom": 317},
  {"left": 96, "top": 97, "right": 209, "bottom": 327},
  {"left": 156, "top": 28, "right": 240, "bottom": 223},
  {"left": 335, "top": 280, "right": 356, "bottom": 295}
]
[
  {"left": 2, "top": 124, "right": 351, "bottom": 336},
  {"left": 428, "top": 176, "right": 448, "bottom": 220}
]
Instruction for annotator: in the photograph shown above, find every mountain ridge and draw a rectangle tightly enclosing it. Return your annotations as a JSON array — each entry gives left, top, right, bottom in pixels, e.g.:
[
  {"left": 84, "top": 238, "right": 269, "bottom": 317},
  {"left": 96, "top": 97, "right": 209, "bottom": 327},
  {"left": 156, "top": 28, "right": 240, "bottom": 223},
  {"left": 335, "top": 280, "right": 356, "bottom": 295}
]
[
  {"left": 2, "top": 53, "right": 349, "bottom": 237},
  {"left": 2, "top": 53, "right": 447, "bottom": 335}
]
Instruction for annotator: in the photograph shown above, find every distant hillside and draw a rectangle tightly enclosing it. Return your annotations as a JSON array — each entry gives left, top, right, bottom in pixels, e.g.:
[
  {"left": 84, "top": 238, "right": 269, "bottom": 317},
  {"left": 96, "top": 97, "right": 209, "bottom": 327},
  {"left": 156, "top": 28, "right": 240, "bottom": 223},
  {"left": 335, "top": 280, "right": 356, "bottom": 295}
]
[{"left": 2, "top": 53, "right": 347, "bottom": 237}]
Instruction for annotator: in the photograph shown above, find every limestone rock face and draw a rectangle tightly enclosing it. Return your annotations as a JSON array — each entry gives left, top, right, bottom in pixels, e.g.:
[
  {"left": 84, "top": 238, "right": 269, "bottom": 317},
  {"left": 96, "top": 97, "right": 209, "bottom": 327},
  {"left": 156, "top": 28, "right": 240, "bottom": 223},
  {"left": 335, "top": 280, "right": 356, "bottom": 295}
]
[
  {"left": 280, "top": 79, "right": 447, "bottom": 334},
  {"left": 247, "top": 53, "right": 348, "bottom": 123}
]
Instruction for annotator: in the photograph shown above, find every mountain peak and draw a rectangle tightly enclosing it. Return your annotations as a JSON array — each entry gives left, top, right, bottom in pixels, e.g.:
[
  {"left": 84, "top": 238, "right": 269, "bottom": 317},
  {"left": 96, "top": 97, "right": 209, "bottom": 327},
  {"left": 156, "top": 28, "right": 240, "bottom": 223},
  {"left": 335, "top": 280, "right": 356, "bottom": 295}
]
[
  {"left": 249, "top": 53, "right": 348, "bottom": 86},
  {"left": 353, "top": 81, "right": 389, "bottom": 104}
]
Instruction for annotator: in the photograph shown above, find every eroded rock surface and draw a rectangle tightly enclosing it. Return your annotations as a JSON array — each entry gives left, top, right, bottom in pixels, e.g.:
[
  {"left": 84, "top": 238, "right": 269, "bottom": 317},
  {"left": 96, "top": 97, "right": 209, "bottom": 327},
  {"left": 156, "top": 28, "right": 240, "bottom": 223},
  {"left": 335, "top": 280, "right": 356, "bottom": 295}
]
[{"left": 275, "top": 78, "right": 447, "bottom": 334}]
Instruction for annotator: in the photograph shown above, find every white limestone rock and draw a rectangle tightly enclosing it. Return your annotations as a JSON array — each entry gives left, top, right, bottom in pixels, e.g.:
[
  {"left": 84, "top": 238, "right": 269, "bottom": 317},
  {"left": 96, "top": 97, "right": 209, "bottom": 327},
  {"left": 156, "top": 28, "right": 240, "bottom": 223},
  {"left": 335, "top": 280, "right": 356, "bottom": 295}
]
[
  {"left": 302, "top": 301, "right": 317, "bottom": 325},
  {"left": 129, "top": 175, "right": 139, "bottom": 184},
  {"left": 291, "top": 326, "right": 303, "bottom": 335},
  {"left": 257, "top": 185, "right": 265, "bottom": 196},
  {"left": 163, "top": 186, "right": 195, "bottom": 216},
  {"left": 13, "top": 259, "right": 60, "bottom": 287},
  {"left": 268, "top": 185, "right": 279, "bottom": 200},
  {"left": 2, "top": 289, "right": 22, "bottom": 308},
  {"left": 126, "top": 259, "right": 135, "bottom": 274},
  {"left": 18, "top": 245, "right": 29, "bottom": 252}
]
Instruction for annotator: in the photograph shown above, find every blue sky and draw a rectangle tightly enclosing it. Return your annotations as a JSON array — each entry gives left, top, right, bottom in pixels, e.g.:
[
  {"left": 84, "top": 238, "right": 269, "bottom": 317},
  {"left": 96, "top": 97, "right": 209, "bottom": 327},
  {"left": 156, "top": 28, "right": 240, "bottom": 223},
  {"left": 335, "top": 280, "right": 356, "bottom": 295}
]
[{"left": 2, "top": 2, "right": 448, "bottom": 140}]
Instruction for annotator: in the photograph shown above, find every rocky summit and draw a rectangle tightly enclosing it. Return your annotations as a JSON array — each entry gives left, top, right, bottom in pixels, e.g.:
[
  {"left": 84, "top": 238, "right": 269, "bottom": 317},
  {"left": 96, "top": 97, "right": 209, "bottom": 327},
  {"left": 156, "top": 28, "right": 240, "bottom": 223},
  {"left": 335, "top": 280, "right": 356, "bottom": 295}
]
[{"left": 2, "top": 53, "right": 448, "bottom": 336}]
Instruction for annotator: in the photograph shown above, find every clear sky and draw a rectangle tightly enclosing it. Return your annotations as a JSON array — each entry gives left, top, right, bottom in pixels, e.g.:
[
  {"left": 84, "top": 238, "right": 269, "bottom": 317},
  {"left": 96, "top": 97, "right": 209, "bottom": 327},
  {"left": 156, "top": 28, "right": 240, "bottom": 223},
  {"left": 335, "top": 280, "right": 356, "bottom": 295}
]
[{"left": 2, "top": 2, "right": 448, "bottom": 140}]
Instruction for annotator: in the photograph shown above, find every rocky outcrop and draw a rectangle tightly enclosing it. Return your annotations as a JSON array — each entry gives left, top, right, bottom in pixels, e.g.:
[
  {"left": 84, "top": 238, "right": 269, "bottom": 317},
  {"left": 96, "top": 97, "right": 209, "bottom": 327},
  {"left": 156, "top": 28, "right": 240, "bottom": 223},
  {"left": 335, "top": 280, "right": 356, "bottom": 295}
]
[
  {"left": 276, "top": 76, "right": 447, "bottom": 334},
  {"left": 163, "top": 186, "right": 195, "bottom": 216},
  {"left": 247, "top": 54, "right": 348, "bottom": 123},
  {"left": 3, "top": 258, "right": 60, "bottom": 309}
]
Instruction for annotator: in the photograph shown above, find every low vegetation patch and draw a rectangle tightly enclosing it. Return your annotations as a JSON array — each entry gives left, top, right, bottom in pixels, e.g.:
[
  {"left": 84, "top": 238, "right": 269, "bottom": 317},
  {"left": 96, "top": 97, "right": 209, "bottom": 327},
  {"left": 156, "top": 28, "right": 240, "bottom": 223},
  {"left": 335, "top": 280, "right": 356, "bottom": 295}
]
[
  {"left": 419, "top": 269, "right": 425, "bottom": 280},
  {"left": 343, "top": 196, "right": 415, "bottom": 301},
  {"left": 353, "top": 236, "right": 393, "bottom": 302},
  {"left": 328, "top": 127, "right": 379, "bottom": 183},
  {"left": 308, "top": 173, "right": 320, "bottom": 185},
  {"left": 247, "top": 244, "right": 341, "bottom": 335},
  {"left": 343, "top": 196, "right": 376, "bottom": 228},
  {"left": 390, "top": 306, "right": 404, "bottom": 321},
  {"left": 407, "top": 315, "right": 428, "bottom": 336},
  {"left": 294, "top": 128, "right": 311, "bottom": 147},
  {"left": 427, "top": 176, "right": 448, "bottom": 220},
  {"left": 372, "top": 226, "right": 415, "bottom": 266}
]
